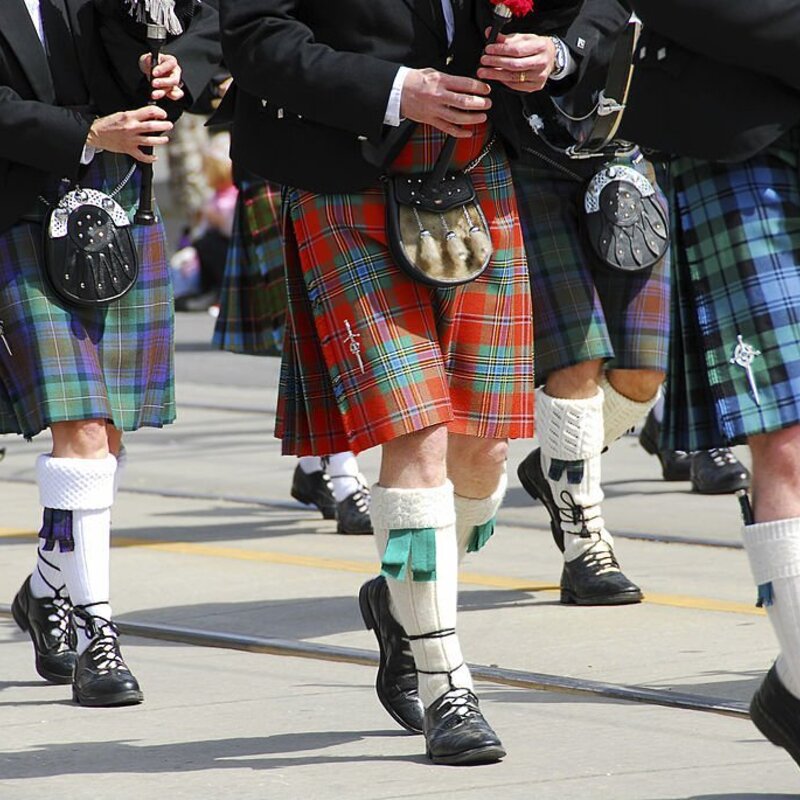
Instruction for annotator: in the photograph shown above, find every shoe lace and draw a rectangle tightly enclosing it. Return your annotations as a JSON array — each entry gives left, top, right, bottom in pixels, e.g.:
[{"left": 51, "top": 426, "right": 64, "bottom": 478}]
[
  {"left": 74, "top": 608, "right": 125, "bottom": 673},
  {"left": 581, "top": 539, "right": 620, "bottom": 576},
  {"left": 438, "top": 688, "right": 480, "bottom": 722},
  {"left": 349, "top": 485, "right": 370, "bottom": 513},
  {"left": 708, "top": 448, "right": 738, "bottom": 467},
  {"left": 44, "top": 591, "right": 73, "bottom": 649}
]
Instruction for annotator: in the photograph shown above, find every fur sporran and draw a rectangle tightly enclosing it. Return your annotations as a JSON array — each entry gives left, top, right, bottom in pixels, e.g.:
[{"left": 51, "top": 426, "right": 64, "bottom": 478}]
[
  {"left": 385, "top": 138, "right": 495, "bottom": 287},
  {"left": 386, "top": 171, "right": 492, "bottom": 287},
  {"left": 43, "top": 186, "right": 139, "bottom": 307}
]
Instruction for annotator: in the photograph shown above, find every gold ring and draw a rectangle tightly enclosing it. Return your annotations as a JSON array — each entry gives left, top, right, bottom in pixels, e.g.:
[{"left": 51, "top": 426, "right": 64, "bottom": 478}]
[{"left": 519, "top": 71, "right": 527, "bottom": 83}]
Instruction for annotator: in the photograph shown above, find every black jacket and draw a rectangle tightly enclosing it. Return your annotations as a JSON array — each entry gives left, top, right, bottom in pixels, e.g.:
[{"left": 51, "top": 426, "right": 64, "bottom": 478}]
[
  {"left": 219, "top": 0, "right": 496, "bottom": 193},
  {"left": 0, "top": 0, "right": 220, "bottom": 233},
  {"left": 620, "top": 0, "right": 800, "bottom": 161}
]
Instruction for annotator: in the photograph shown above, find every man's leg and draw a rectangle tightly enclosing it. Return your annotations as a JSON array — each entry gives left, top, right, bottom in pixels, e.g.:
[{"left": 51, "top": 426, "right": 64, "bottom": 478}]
[
  {"left": 41, "top": 420, "right": 140, "bottom": 706},
  {"left": 368, "top": 425, "right": 505, "bottom": 765},
  {"left": 518, "top": 360, "right": 657, "bottom": 604},
  {"left": 744, "top": 426, "right": 800, "bottom": 765}
]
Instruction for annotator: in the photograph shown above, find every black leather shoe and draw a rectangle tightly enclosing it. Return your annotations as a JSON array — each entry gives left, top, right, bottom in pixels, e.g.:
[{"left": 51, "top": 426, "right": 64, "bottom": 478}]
[
  {"left": 11, "top": 576, "right": 76, "bottom": 684},
  {"left": 639, "top": 410, "right": 692, "bottom": 481},
  {"left": 72, "top": 612, "right": 143, "bottom": 707},
  {"left": 561, "top": 541, "right": 643, "bottom": 605},
  {"left": 358, "top": 576, "right": 423, "bottom": 733},
  {"left": 750, "top": 664, "right": 800, "bottom": 768},
  {"left": 516, "top": 448, "right": 565, "bottom": 552},
  {"left": 290, "top": 464, "right": 336, "bottom": 520},
  {"left": 336, "top": 485, "right": 373, "bottom": 535},
  {"left": 690, "top": 448, "right": 751, "bottom": 494},
  {"left": 424, "top": 688, "right": 506, "bottom": 765}
]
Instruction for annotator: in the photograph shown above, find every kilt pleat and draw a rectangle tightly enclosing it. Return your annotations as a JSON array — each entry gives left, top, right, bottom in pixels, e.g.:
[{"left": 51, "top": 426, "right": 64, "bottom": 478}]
[
  {"left": 212, "top": 179, "right": 287, "bottom": 356},
  {"left": 0, "top": 153, "right": 175, "bottom": 438},
  {"left": 276, "top": 125, "right": 535, "bottom": 456},
  {"left": 511, "top": 155, "right": 671, "bottom": 383},
  {"left": 664, "top": 132, "right": 800, "bottom": 450}
]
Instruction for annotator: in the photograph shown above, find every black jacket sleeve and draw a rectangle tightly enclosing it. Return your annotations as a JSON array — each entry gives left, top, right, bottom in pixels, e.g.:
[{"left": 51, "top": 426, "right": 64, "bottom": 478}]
[{"left": 219, "top": 0, "right": 400, "bottom": 140}]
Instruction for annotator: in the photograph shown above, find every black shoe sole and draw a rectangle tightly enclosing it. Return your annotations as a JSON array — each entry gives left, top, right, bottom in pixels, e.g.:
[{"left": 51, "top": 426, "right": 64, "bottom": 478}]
[
  {"left": 516, "top": 454, "right": 564, "bottom": 553},
  {"left": 690, "top": 479, "right": 751, "bottom": 495},
  {"left": 560, "top": 587, "right": 644, "bottom": 606},
  {"left": 358, "top": 582, "right": 422, "bottom": 734},
  {"left": 72, "top": 687, "right": 144, "bottom": 707},
  {"left": 11, "top": 592, "right": 74, "bottom": 685},
  {"left": 750, "top": 686, "right": 800, "bottom": 768},
  {"left": 290, "top": 487, "right": 336, "bottom": 520},
  {"left": 336, "top": 524, "right": 373, "bottom": 535},
  {"left": 426, "top": 744, "right": 506, "bottom": 765}
]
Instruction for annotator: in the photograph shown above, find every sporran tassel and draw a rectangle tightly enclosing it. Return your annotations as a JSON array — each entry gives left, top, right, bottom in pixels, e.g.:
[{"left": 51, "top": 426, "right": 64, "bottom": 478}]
[{"left": 418, "top": 230, "right": 442, "bottom": 273}]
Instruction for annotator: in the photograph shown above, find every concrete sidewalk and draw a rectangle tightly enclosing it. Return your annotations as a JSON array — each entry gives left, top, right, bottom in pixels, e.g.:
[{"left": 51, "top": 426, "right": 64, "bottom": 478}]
[{"left": 0, "top": 313, "right": 797, "bottom": 799}]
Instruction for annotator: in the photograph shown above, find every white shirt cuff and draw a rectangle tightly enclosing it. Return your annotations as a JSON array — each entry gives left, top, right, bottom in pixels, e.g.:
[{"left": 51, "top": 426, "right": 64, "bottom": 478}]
[
  {"left": 550, "top": 42, "right": 578, "bottom": 82},
  {"left": 384, "top": 66, "right": 410, "bottom": 127},
  {"left": 80, "top": 144, "right": 98, "bottom": 165}
]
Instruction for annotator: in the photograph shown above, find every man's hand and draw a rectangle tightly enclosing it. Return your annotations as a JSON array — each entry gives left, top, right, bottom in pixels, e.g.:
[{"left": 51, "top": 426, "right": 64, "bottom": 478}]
[
  {"left": 477, "top": 32, "right": 556, "bottom": 92},
  {"left": 138, "top": 52, "right": 184, "bottom": 102},
  {"left": 400, "top": 68, "right": 492, "bottom": 138},
  {"left": 86, "top": 107, "right": 173, "bottom": 163}
]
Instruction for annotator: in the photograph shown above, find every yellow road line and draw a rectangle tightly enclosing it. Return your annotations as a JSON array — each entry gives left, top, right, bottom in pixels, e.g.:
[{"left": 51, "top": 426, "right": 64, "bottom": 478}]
[{"left": 0, "top": 528, "right": 764, "bottom": 617}]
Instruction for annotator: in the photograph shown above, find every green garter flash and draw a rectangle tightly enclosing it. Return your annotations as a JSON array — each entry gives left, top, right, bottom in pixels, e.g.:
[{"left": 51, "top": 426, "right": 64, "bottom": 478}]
[
  {"left": 381, "top": 527, "right": 437, "bottom": 582},
  {"left": 467, "top": 517, "right": 495, "bottom": 553}
]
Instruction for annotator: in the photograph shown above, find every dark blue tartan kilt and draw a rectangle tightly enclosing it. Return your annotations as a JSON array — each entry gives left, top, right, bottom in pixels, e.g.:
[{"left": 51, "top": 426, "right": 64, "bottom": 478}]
[
  {"left": 0, "top": 153, "right": 175, "bottom": 438},
  {"left": 511, "top": 153, "right": 671, "bottom": 384},
  {"left": 663, "top": 130, "right": 800, "bottom": 451},
  {"left": 212, "top": 179, "right": 287, "bottom": 356}
]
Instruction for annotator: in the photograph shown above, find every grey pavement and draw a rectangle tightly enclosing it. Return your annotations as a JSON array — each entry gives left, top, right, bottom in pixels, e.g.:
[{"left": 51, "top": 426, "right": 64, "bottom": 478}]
[{"left": 1, "top": 312, "right": 798, "bottom": 799}]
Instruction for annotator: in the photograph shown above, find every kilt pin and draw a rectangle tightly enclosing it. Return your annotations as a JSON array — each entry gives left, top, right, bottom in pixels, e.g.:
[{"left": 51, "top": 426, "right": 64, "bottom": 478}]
[{"left": 276, "top": 126, "right": 534, "bottom": 457}]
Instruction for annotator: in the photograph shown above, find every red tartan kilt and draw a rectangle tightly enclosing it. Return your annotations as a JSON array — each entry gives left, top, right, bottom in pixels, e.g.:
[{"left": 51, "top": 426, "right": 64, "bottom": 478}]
[{"left": 276, "top": 124, "right": 535, "bottom": 456}]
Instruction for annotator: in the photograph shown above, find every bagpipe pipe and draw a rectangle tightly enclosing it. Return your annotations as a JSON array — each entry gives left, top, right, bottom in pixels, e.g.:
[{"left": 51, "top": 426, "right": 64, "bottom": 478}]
[{"left": 95, "top": 0, "right": 200, "bottom": 224}]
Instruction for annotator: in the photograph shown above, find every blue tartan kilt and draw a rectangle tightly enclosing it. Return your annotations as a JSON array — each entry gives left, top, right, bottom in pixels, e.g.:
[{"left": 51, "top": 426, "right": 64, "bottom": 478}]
[{"left": 664, "top": 130, "right": 800, "bottom": 451}]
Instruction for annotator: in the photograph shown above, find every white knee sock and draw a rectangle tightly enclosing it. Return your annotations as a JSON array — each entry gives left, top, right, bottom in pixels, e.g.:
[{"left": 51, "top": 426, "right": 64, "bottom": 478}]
[
  {"left": 537, "top": 388, "right": 614, "bottom": 562},
  {"left": 454, "top": 470, "right": 508, "bottom": 559},
  {"left": 298, "top": 456, "right": 324, "bottom": 474},
  {"left": 599, "top": 375, "right": 660, "bottom": 448},
  {"left": 371, "top": 481, "right": 473, "bottom": 708},
  {"left": 36, "top": 454, "right": 117, "bottom": 654},
  {"left": 325, "top": 451, "right": 363, "bottom": 503},
  {"left": 113, "top": 445, "right": 127, "bottom": 501},
  {"left": 742, "top": 517, "right": 800, "bottom": 699}
]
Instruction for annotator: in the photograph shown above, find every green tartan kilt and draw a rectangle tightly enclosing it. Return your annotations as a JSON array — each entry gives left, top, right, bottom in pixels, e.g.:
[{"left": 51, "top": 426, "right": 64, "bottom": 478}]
[
  {"left": 212, "top": 179, "right": 287, "bottom": 356},
  {"left": 0, "top": 153, "right": 175, "bottom": 438}
]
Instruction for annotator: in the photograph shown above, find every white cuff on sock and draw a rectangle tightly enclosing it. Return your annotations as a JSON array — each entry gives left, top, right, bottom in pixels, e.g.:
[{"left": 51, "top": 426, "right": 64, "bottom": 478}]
[
  {"left": 36, "top": 454, "right": 117, "bottom": 510},
  {"left": 370, "top": 481, "right": 456, "bottom": 531},
  {"left": 743, "top": 518, "right": 800, "bottom": 585},
  {"left": 600, "top": 375, "right": 659, "bottom": 448},
  {"left": 536, "top": 387, "right": 605, "bottom": 460}
]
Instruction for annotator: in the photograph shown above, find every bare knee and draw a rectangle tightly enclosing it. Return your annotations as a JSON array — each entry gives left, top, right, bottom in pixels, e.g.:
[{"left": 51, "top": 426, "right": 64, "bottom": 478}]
[
  {"left": 380, "top": 424, "right": 449, "bottom": 488},
  {"left": 448, "top": 434, "right": 508, "bottom": 498},
  {"left": 545, "top": 360, "right": 604, "bottom": 400},
  {"left": 606, "top": 368, "right": 664, "bottom": 403},
  {"left": 50, "top": 420, "right": 110, "bottom": 459}
]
